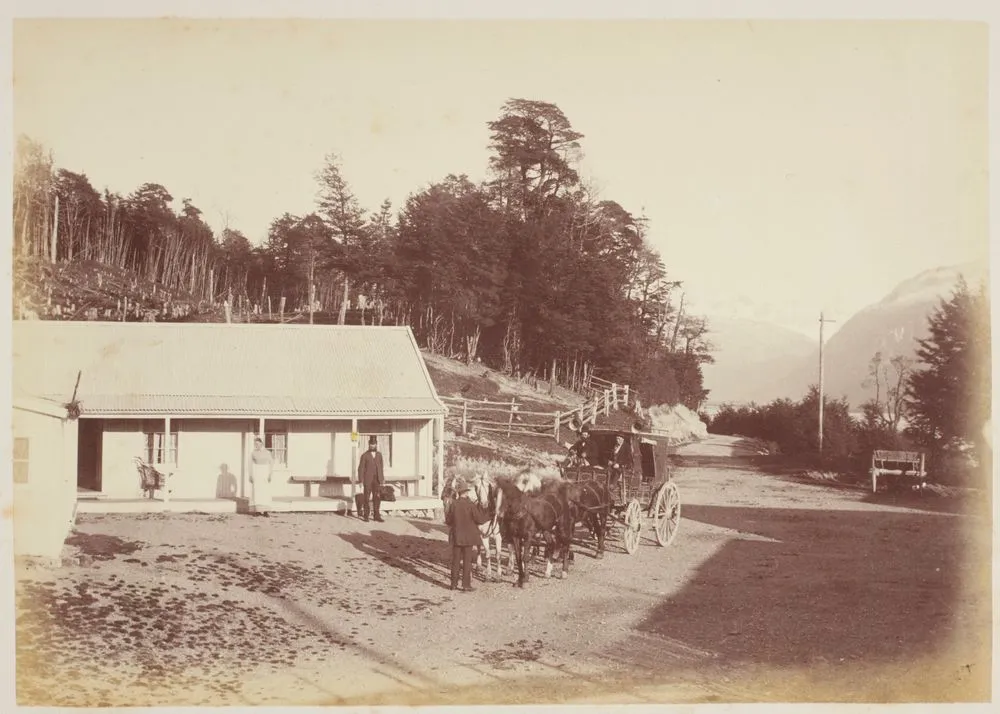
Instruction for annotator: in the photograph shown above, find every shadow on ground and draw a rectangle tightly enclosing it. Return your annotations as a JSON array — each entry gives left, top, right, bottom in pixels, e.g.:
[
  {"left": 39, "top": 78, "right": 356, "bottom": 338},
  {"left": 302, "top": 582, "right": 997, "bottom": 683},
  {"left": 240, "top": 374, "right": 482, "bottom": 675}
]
[
  {"left": 338, "top": 530, "right": 453, "bottom": 589},
  {"left": 638, "top": 503, "right": 991, "bottom": 686}
]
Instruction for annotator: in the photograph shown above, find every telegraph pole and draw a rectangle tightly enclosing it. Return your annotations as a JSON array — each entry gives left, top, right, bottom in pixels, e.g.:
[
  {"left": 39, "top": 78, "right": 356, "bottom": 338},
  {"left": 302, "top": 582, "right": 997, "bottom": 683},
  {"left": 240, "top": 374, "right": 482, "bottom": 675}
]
[{"left": 818, "top": 312, "right": 836, "bottom": 453}]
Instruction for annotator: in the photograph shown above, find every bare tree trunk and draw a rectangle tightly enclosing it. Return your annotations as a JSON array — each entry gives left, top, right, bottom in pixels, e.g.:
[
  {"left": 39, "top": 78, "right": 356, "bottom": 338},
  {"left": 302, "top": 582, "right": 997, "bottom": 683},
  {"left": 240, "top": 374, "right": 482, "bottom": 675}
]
[
  {"left": 338, "top": 276, "right": 349, "bottom": 325},
  {"left": 669, "top": 292, "right": 685, "bottom": 353},
  {"left": 50, "top": 194, "right": 59, "bottom": 263},
  {"left": 465, "top": 325, "right": 481, "bottom": 365}
]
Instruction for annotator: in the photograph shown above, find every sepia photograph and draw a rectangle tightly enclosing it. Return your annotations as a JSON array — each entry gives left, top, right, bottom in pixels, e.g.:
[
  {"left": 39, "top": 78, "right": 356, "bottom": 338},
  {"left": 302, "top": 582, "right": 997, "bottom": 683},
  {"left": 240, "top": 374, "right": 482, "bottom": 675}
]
[{"left": 4, "top": 2, "right": 995, "bottom": 708}]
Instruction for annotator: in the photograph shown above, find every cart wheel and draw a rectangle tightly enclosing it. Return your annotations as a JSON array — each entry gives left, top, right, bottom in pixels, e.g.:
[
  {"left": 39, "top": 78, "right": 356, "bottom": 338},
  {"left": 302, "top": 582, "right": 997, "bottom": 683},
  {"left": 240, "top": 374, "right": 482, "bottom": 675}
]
[
  {"left": 653, "top": 481, "right": 681, "bottom": 547},
  {"left": 622, "top": 500, "right": 642, "bottom": 555}
]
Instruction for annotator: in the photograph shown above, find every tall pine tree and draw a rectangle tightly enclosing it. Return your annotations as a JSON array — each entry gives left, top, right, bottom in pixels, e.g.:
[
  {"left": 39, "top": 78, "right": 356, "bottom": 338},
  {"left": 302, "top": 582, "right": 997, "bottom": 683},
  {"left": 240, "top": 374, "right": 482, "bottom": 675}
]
[{"left": 906, "top": 278, "right": 991, "bottom": 460}]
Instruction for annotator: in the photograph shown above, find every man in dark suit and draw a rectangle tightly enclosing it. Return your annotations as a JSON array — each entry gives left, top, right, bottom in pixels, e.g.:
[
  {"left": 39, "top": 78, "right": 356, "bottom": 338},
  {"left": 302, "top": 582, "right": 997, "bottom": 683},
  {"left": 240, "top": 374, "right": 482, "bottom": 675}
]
[
  {"left": 607, "top": 433, "right": 629, "bottom": 503},
  {"left": 445, "top": 477, "right": 490, "bottom": 591},
  {"left": 357, "top": 435, "right": 385, "bottom": 522},
  {"left": 567, "top": 423, "right": 594, "bottom": 466}
]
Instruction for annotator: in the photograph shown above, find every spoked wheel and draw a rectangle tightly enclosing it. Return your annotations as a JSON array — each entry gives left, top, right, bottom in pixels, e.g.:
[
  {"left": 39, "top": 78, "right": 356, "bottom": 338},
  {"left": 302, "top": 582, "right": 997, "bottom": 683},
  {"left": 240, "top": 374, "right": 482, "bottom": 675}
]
[
  {"left": 652, "top": 481, "right": 681, "bottom": 547},
  {"left": 622, "top": 499, "right": 642, "bottom": 555}
]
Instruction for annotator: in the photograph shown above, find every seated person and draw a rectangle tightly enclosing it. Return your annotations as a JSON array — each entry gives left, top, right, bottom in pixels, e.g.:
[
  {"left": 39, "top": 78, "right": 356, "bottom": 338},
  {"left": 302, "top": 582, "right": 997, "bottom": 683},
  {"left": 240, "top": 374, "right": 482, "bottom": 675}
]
[
  {"left": 566, "top": 423, "right": 594, "bottom": 467},
  {"left": 606, "top": 433, "right": 629, "bottom": 502}
]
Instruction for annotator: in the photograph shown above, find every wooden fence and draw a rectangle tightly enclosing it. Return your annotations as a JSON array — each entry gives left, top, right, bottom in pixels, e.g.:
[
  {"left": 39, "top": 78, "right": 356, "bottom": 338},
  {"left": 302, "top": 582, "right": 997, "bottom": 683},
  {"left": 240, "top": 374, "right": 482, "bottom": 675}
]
[{"left": 442, "top": 378, "right": 634, "bottom": 443}]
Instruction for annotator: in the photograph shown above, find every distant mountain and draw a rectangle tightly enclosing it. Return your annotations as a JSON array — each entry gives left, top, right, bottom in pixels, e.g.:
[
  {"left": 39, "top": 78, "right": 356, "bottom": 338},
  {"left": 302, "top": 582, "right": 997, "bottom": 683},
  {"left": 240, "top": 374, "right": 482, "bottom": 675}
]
[
  {"left": 755, "top": 262, "right": 989, "bottom": 409},
  {"left": 701, "top": 317, "right": 817, "bottom": 405}
]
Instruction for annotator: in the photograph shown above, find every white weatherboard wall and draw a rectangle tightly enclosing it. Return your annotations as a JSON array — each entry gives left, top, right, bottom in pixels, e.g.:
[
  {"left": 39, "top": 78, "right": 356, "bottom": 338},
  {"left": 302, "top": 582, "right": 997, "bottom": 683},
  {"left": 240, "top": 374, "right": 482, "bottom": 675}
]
[
  {"left": 174, "top": 419, "right": 246, "bottom": 500},
  {"left": 92, "top": 416, "right": 438, "bottom": 500},
  {"left": 101, "top": 420, "right": 146, "bottom": 498},
  {"left": 274, "top": 420, "right": 350, "bottom": 498},
  {"left": 101, "top": 419, "right": 248, "bottom": 500},
  {"left": 394, "top": 419, "right": 431, "bottom": 496},
  {"left": 13, "top": 406, "right": 78, "bottom": 559}
]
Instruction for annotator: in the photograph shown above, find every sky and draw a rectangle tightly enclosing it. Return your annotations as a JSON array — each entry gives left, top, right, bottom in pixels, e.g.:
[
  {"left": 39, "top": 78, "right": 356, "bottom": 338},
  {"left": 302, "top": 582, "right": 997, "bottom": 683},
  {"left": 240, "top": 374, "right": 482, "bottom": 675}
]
[{"left": 11, "top": 15, "right": 991, "bottom": 338}]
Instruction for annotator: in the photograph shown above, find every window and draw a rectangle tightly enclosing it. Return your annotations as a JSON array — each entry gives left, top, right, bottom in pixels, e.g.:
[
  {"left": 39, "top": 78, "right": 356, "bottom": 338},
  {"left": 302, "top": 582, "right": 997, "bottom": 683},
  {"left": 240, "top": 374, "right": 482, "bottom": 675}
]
[
  {"left": 146, "top": 431, "right": 178, "bottom": 465},
  {"left": 265, "top": 424, "right": 288, "bottom": 466},
  {"left": 362, "top": 433, "right": 393, "bottom": 468},
  {"left": 13, "top": 437, "right": 29, "bottom": 484}
]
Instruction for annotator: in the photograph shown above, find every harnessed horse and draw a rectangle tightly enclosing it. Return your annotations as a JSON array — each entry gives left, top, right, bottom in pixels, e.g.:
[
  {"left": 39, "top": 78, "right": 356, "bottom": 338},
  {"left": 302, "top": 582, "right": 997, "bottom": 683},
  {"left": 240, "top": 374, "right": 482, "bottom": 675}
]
[
  {"left": 496, "top": 477, "right": 574, "bottom": 587},
  {"left": 564, "top": 479, "right": 613, "bottom": 559},
  {"left": 441, "top": 473, "right": 505, "bottom": 580}
]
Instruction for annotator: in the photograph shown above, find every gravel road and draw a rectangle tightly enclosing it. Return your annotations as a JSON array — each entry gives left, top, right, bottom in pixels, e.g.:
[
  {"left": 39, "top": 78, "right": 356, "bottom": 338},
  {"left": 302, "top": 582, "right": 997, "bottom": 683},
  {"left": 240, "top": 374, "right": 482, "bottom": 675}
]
[{"left": 14, "top": 436, "right": 991, "bottom": 705}]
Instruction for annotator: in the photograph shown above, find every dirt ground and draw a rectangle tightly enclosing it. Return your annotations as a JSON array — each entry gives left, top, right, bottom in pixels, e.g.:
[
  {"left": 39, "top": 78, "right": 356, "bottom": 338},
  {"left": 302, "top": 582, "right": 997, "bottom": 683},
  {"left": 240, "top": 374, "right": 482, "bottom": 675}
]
[{"left": 14, "top": 436, "right": 992, "bottom": 706}]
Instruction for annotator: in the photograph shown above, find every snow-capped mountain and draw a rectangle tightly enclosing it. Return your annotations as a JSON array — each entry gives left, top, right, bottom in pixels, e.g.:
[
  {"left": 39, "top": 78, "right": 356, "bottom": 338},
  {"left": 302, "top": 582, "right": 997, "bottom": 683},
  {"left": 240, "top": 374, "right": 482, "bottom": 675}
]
[{"left": 750, "top": 262, "right": 988, "bottom": 408}]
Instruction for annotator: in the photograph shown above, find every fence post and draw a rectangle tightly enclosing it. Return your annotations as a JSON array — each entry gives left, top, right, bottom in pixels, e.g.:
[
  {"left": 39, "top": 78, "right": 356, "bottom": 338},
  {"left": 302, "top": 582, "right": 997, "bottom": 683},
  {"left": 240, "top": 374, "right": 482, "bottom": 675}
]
[
  {"left": 592, "top": 396, "right": 598, "bottom": 423},
  {"left": 507, "top": 398, "right": 517, "bottom": 437},
  {"left": 554, "top": 413, "right": 561, "bottom": 443},
  {"left": 623, "top": 384, "right": 630, "bottom": 407},
  {"left": 611, "top": 383, "right": 618, "bottom": 408},
  {"left": 461, "top": 400, "right": 468, "bottom": 435},
  {"left": 604, "top": 389, "right": 610, "bottom": 416}
]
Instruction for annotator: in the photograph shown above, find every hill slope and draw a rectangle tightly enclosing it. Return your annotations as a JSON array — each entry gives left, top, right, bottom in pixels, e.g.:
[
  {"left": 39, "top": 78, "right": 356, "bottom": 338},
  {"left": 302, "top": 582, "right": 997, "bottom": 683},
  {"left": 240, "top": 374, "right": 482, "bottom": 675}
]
[
  {"left": 759, "top": 262, "right": 989, "bottom": 408},
  {"left": 701, "top": 317, "right": 817, "bottom": 404}
]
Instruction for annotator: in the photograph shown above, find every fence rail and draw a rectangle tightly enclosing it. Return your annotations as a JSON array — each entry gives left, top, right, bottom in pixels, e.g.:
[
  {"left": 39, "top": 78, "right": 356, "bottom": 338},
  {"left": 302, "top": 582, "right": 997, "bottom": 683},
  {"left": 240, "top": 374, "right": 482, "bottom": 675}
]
[{"left": 441, "top": 376, "right": 634, "bottom": 442}]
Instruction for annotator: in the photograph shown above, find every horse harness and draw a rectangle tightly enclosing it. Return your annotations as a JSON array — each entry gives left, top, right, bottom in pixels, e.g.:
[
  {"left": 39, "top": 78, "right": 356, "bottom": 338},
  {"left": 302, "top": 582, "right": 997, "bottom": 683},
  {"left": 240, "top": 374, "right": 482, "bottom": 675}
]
[{"left": 572, "top": 479, "right": 612, "bottom": 514}]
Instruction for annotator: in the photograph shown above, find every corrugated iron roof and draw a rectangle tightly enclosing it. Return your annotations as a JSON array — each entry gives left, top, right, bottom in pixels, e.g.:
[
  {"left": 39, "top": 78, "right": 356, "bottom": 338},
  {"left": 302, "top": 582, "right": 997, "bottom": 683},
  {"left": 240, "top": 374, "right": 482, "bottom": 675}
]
[
  {"left": 72, "top": 394, "right": 445, "bottom": 416},
  {"left": 13, "top": 321, "right": 446, "bottom": 417}
]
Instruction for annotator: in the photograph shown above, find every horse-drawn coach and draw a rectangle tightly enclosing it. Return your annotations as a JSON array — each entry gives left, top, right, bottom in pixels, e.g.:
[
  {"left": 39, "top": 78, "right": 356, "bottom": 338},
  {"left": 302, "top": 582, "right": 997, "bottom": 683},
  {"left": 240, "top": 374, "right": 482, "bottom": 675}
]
[
  {"left": 439, "top": 428, "right": 683, "bottom": 588},
  {"left": 560, "top": 428, "right": 681, "bottom": 554}
]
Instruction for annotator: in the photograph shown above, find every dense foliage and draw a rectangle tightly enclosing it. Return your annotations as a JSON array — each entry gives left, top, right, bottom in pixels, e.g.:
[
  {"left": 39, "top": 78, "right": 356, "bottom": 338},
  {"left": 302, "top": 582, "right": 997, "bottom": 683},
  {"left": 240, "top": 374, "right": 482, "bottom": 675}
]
[
  {"left": 709, "top": 280, "right": 991, "bottom": 486},
  {"left": 905, "top": 279, "right": 991, "bottom": 475},
  {"left": 12, "top": 99, "right": 712, "bottom": 408},
  {"left": 709, "top": 386, "right": 857, "bottom": 460}
]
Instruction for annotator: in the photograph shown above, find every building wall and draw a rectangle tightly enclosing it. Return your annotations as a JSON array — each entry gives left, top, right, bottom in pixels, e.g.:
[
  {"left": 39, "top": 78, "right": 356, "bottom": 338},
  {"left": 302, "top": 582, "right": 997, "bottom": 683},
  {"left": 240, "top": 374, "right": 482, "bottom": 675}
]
[
  {"left": 13, "top": 406, "right": 78, "bottom": 559},
  {"left": 94, "top": 416, "right": 437, "bottom": 501},
  {"left": 102, "top": 420, "right": 146, "bottom": 498},
  {"left": 274, "top": 420, "right": 350, "bottom": 499},
  {"left": 173, "top": 419, "right": 248, "bottom": 500}
]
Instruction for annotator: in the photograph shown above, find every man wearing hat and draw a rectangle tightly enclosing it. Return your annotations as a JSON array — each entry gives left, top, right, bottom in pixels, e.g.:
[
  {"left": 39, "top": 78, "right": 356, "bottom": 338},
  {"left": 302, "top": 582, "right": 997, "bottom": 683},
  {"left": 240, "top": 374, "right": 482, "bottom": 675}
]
[
  {"left": 445, "top": 476, "right": 490, "bottom": 591},
  {"left": 567, "top": 422, "right": 594, "bottom": 466},
  {"left": 357, "top": 435, "right": 385, "bottom": 522}
]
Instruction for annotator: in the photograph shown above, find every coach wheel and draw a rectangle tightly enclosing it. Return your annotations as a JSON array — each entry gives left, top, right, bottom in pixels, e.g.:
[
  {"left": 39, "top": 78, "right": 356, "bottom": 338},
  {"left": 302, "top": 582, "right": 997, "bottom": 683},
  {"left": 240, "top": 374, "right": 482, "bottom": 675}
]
[
  {"left": 653, "top": 481, "right": 681, "bottom": 547},
  {"left": 622, "top": 499, "right": 642, "bottom": 555}
]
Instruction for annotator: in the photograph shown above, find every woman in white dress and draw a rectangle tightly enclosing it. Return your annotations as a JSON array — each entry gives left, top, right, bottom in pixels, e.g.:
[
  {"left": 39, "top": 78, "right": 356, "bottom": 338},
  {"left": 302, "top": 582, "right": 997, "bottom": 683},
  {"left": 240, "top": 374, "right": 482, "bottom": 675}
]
[{"left": 249, "top": 437, "right": 273, "bottom": 516}]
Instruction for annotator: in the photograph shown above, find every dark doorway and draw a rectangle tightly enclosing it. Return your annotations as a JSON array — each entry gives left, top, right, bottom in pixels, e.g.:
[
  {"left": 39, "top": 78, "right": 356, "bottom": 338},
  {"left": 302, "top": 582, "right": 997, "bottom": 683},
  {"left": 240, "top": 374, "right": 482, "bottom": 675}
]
[{"left": 77, "top": 418, "right": 103, "bottom": 492}]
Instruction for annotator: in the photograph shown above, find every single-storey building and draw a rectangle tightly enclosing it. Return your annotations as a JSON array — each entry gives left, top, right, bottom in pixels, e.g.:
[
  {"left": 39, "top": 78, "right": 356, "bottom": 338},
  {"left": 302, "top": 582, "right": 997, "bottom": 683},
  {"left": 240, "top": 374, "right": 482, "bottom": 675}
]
[
  {"left": 11, "top": 395, "right": 78, "bottom": 560},
  {"left": 12, "top": 321, "right": 447, "bottom": 532}
]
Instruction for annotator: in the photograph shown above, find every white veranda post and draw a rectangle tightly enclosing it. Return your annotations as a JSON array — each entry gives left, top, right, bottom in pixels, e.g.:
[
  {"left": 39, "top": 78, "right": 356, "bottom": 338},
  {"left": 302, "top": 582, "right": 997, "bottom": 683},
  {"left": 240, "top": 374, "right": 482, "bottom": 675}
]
[
  {"left": 163, "top": 417, "right": 172, "bottom": 503},
  {"left": 350, "top": 418, "right": 359, "bottom": 509},
  {"left": 436, "top": 416, "right": 445, "bottom": 497}
]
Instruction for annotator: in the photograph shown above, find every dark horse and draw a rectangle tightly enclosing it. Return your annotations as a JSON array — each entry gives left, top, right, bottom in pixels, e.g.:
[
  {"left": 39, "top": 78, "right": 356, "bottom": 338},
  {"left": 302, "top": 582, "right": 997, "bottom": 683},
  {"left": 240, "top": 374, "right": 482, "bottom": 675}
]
[
  {"left": 564, "top": 479, "right": 613, "bottom": 559},
  {"left": 497, "top": 477, "right": 574, "bottom": 588}
]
